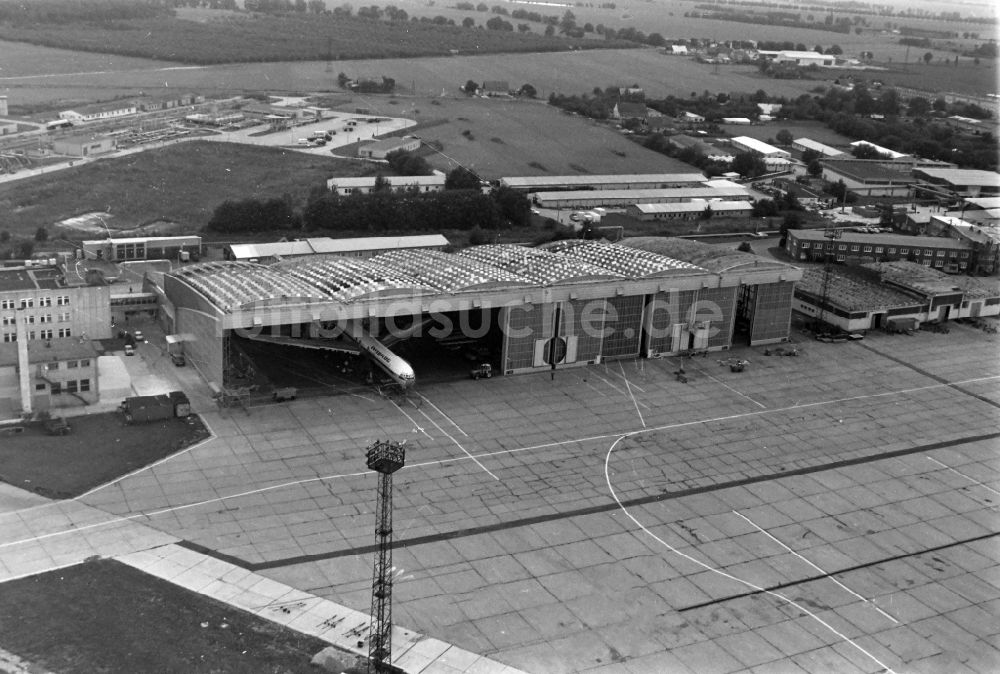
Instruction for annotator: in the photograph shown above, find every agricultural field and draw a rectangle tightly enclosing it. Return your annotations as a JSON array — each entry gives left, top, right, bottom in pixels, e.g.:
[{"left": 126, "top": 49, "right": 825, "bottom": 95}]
[
  {"left": 0, "top": 142, "right": 377, "bottom": 237},
  {"left": 0, "top": 11, "right": 633, "bottom": 66},
  {"left": 715, "top": 119, "right": 855, "bottom": 147},
  {"left": 348, "top": 96, "right": 697, "bottom": 177},
  {"left": 872, "top": 60, "right": 999, "bottom": 96},
  {"left": 1, "top": 43, "right": 828, "bottom": 111}
]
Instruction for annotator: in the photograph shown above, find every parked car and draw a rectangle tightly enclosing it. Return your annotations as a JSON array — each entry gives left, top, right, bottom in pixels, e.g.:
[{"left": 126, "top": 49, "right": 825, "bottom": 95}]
[
  {"left": 124, "top": 344, "right": 135, "bottom": 356},
  {"left": 134, "top": 330, "right": 144, "bottom": 342},
  {"left": 170, "top": 353, "right": 186, "bottom": 366}
]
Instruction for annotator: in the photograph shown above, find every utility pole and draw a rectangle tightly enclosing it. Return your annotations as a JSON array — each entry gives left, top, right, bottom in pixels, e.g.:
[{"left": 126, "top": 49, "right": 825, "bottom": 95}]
[
  {"left": 817, "top": 224, "right": 842, "bottom": 331},
  {"left": 366, "top": 440, "right": 406, "bottom": 674}
]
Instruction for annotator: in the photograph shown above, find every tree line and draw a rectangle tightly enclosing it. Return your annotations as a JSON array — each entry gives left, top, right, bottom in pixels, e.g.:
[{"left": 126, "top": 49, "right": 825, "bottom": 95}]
[{"left": 207, "top": 171, "right": 530, "bottom": 235}]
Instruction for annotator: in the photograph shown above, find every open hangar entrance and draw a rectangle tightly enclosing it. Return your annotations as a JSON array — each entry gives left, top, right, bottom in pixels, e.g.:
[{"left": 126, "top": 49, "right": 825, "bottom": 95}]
[{"left": 224, "top": 306, "right": 505, "bottom": 392}]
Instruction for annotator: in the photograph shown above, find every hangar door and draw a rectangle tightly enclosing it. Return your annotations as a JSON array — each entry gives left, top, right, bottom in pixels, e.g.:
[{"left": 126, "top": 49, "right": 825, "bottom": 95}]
[
  {"left": 600, "top": 295, "right": 645, "bottom": 360},
  {"left": 738, "top": 281, "right": 794, "bottom": 345}
]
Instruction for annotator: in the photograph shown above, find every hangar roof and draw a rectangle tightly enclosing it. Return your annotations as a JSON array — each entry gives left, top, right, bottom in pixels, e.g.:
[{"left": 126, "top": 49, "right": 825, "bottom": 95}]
[
  {"left": 542, "top": 240, "right": 706, "bottom": 277},
  {"left": 173, "top": 261, "right": 329, "bottom": 310},
  {"left": 458, "top": 244, "right": 621, "bottom": 285},
  {"left": 277, "top": 256, "right": 436, "bottom": 303},
  {"left": 169, "top": 242, "right": 717, "bottom": 313},
  {"left": 371, "top": 249, "right": 535, "bottom": 293},
  {"left": 622, "top": 237, "right": 797, "bottom": 274}
]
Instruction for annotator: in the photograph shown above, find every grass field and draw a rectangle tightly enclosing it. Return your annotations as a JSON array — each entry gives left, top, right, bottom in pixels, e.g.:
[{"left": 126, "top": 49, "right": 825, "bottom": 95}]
[
  {"left": 1, "top": 44, "right": 829, "bottom": 111},
  {"left": 0, "top": 559, "right": 343, "bottom": 673},
  {"left": 357, "top": 96, "right": 697, "bottom": 177},
  {"left": 0, "top": 142, "right": 377, "bottom": 237},
  {"left": 0, "top": 12, "right": 633, "bottom": 66},
  {"left": 0, "top": 413, "right": 209, "bottom": 499}
]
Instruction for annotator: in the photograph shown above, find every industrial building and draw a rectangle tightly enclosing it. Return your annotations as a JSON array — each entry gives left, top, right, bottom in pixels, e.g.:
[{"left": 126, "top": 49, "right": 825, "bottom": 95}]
[
  {"left": 820, "top": 159, "right": 916, "bottom": 197},
  {"left": 163, "top": 240, "right": 801, "bottom": 391},
  {"left": 849, "top": 140, "right": 909, "bottom": 160},
  {"left": 326, "top": 175, "right": 446, "bottom": 195},
  {"left": 533, "top": 186, "right": 750, "bottom": 209},
  {"left": 728, "top": 136, "right": 791, "bottom": 160},
  {"left": 52, "top": 134, "right": 116, "bottom": 157},
  {"left": 627, "top": 201, "right": 753, "bottom": 221},
  {"left": 0, "top": 265, "right": 112, "bottom": 345},
  {"left": 792, "top": 138, "right": 845, "bottom": 158},
  {"left": 224, "top": 235, "right": 450, "bottom": 264},
  {"left": 786, "top": 229, "right": 973, "bottom": 273},
  {"left": 357, "top": 136, "right": 421, "bottom": 160},
  {"left": 757, "top": 50, "right": 836, "bottom": 67},
  {"left": 792, "top": 262, "right": 1000, "bottom": 331},
  {"left": 913, "top": 168, "right": 1000, "bottom": 199},
  {"left": 82, "top": 236, "right": 202, "bottom": 262},
  {"left": 499, "top": 174, "right": 707, "bottom": 192}
]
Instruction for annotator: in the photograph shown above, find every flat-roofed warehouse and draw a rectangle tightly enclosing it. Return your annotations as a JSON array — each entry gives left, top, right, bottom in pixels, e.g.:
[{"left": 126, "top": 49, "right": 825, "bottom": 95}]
[
  {"left": 500, "top": 173, "right": 708, "bottom": 192},
  {"left": 534, "top": 186, "right": 751, "bottom": 209},
  {"left": 162, "top": 241, "right": 801, "bottom": 390}
]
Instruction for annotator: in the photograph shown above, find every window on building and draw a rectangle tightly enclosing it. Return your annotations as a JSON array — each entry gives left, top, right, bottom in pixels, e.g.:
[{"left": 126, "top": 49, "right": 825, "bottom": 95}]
[
  {"left": 28, "top": 331, "right": 35, "bottom": 340},
  {"left": 66, "top": 380, "right": 78, "bottom": 393},
  {"left": 39, "top": 297, "right": 52, "bottom": 307},
  {"left": 56, "top": 296, "right": 70, "bottom": 306},
  {"left": 875, "top": 247, "right": 884, "bottom": 253},
  {"left": 58, "top": 328, "right": 72, "bottom": 338},
  {"left": 39, "top": 329, "right": 52, "bottom": 340},
  {"left": 936, "top": 250, "right": 945, "bottom": 257},
  {"left": 67, "top": 360, "right": 78, "bottom": 369},
  {"left": 51, "top": 382, "right": 61, "bottom": 394},
  {"left": 851, "top": 245, "right": 860, "bottom": 252},
  {"left": 20, "top": 299, "right": 33, "bottom": 309},
  {"left": 836, "top": 254, "right": 846, "bottom": 261},
  {"left": 80, "top": 379, "right": 90, "bottom": 392},
  {"left": 40, "top": 314, "right": 52, "bottom": 323},
  {"left": 863, "top": 246, "right": 873, "bottom": 253},
  {"left": 2, "top": 333, "right": 14, "bottom": 343},
  {"left": 924, "top": 249, "right": 933, "bottom": 256},
  {"left": 35, "top": 383, "right": 46, "bottom": 391},
  {"left": 887, "top": 248, "right": 895, "bottom": 254},
  {"left": 80, "top": 359, "right": 90, "bottom": 367},
  {"left": 960, "top": 262, "right": 967, "bottom": 269},
  {"left": 0, "top": 300, "right": 12, "bottom": 310},
  {"left": 838, "top": 244, "right": 846, "bottom": 251},
  {"left": 934, "top": 260, "right": 943, "bottom": 267},
  {"left": 1, "top": 317, "right": 13, "bottom": 326},
  {"left": 960, "top": 252, "right": 969, "bottom": 258},
  {"left": 801, "top": 242, "right": 810, "bottom": 249},
  {"left": 46, "top": 362, "right": 58, "bottom": 371},
  {"left": 59, "top": 312, "right": 70, "bottom": 322},
  {"left": 900, "top": 248, "right": 909, "bottom": 254}
]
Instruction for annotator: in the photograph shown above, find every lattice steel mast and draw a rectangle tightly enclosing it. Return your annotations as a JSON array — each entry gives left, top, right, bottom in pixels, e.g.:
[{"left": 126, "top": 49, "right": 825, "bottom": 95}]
[{"left": 366, "top": 440, "right": 405, "bottom": 674}]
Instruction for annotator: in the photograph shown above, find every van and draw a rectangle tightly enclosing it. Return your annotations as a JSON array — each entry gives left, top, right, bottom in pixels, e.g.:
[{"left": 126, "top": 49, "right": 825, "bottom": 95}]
[{"left": 296, "top": 138, "right": 310, "bottom": 146}]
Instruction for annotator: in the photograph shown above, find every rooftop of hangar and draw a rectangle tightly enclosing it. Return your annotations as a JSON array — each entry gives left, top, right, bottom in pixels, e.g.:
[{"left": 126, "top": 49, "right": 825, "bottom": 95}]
[
  {"left": 171, "top": 261, "right": 330, "bottom": 312},
  {"left": 276, "top": 255, "right": 437, "bottom": 303},
  {"left": 541, "top": 240, "right": 706, "bottom": 278},
  {"left": 370, "top": 249, "right": 534, "bottom": 293},
  {"left": 457, "top": 244, "right": 622, "bottom": 286}
]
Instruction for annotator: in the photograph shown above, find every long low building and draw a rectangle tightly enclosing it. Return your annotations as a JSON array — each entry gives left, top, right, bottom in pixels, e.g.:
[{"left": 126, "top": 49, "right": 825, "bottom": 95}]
[
  {"left": 326, "top": 175, "right": 446, "bottom": 195},
  {"left": 534, "top": 186, "right": 751, "bottom": 209},
  {"left": 627, "top": 201, "right": 754, "bottom": 221},
  {"left": 500, "top": 173, "right": 707, "bottom": 192},
  {"left": 821, "top": 159, "right": 916, "bottom": 197},
  {"left": 83, "top": 236, "right": 202, "bottom": 262},
  {"left": 164, "top": 240, "right": 801, "bottom": 389},
  {"left": 786, "top": 229, "right": 973, "bottom": 273},
  {"left": 792, "top": 138, "right": 844, "bottom": 158},
  {"left": 729, "top": 136, "right": 790, "bottom": 159}
]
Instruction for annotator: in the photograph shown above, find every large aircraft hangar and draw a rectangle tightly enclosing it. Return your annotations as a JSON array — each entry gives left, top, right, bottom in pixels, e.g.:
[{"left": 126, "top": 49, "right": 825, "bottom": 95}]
[{"left": 161, "top": 240, "right": 802, "bottom": 390}]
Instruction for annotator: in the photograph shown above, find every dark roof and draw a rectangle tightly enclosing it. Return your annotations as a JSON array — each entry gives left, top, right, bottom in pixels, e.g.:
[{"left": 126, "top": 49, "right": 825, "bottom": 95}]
[
  {"left": 0, "top": 268, "right": 38, "bottom": 292},
  {"left": 615, "top": 102, "right": 648, "bottom": 119},
  {"left": 822, "top": 159, "right": 915, "bottom": 184},
  {"left": 621, "top": 237, "right": 796, "bottom": 274}
]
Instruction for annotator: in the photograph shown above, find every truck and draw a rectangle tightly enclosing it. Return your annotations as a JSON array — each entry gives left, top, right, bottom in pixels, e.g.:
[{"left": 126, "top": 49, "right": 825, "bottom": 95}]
[
  {"left": 120, "top": 391, "right": 191, "bottom": 424},
  {"left": 165, "top": 334, "right": 185, "bottom": 366}
]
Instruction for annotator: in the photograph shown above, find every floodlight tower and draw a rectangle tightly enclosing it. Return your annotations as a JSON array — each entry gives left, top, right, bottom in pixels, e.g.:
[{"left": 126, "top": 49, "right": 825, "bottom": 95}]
[
  {"left": 817, "top": 224, "right": 842, "bottom": 330},
  {"left": 366, "top": 440, "right": 406, "bottom": 674}
]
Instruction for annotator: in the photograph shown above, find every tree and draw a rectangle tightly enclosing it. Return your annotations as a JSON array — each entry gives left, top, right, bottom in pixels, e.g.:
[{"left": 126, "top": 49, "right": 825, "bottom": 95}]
[
  {"left": 445, "top": 166, "right": 481, "bottom": 190},
  {"left": 18, "top": 241, "right": 34, "bottom": 260},
  {"left": 462, "top": 16, "right": 474, "bottom": 27},
  {"left": 463, "top": 80, "right": 478, "bottom": 95},
  {"left": 932, "top": 97, "right": 948, "bottom": 112},
  {"left": 731, "top": 151, "right": 766, "bottom": 178},
  {"left": 908, "top": 96, "right": 931, "bottom": 117},
  {"left": 372, "top": 174, "right": 391, "bottom": 192},
  {"left": 491, "top": 185, "right": 530, "bottom": 226},
  {"left": 923, "top": 52, "right": 933, "bottom": 65},
  {"left": 34, "top": 226, "right": 48, "bottom": 242},
  {"left": 775, "top": 129, "right": 794, "bottom": 145},
  {"left": 0, "top": 230, "right": 8, "bottom": 243},
  {"left": 544, "top": 24, "right": 554, "bottom": 36},
  {"left": 700, "top": 205, "right": 713, "bottom": 220},
  {"left": 807, "top": 159, "right": 823, "bottom": 177},
  {"left": 518, "top": 83, "right": 537, "bottom": 98}
]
